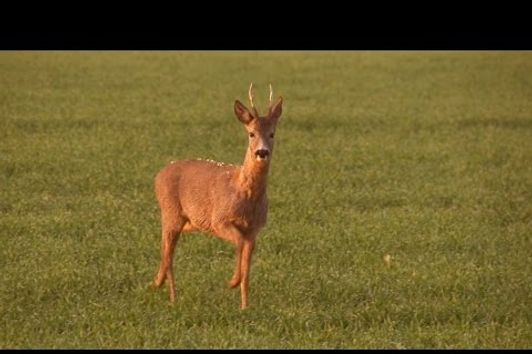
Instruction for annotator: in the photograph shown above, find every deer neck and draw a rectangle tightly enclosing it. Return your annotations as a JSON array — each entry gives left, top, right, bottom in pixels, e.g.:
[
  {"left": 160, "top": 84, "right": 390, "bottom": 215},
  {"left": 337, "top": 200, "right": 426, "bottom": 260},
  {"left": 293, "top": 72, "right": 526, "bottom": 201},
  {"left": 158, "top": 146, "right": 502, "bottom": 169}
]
[{"left": 237, "top": 148, "right": 269, "bottom": 199}]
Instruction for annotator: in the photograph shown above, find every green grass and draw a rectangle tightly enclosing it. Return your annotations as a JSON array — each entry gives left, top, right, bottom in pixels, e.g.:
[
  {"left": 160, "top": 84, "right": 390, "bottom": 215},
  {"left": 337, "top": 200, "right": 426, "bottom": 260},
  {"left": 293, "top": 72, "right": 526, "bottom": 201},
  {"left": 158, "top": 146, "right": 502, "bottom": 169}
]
[{"left": 1, "top": 51, "right": 531, "bottom": 348}]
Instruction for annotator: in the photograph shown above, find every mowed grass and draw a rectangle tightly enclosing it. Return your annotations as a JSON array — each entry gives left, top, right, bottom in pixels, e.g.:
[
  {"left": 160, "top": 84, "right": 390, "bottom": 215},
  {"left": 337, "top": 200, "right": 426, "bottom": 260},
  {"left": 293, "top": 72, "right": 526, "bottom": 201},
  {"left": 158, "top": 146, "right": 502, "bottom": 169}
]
[{"left": 0, "top": 51, "right": 531, "bottom": 348}]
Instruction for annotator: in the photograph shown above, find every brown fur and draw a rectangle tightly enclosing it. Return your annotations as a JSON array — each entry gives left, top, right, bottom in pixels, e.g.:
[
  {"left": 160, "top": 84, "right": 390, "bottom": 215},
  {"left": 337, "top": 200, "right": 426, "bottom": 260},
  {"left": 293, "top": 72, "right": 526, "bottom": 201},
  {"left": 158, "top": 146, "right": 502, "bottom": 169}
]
[{"left": 153, "top": 88, "right": 283, "bottom": 309}]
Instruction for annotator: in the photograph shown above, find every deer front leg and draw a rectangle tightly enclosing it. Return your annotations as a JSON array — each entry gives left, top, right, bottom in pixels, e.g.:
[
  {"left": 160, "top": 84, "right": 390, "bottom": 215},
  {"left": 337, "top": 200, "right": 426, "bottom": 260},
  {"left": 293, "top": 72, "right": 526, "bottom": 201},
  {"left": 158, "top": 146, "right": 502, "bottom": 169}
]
[
  {"left": 214, "top": 224, "right": 246, "bottom": 289},
  {"left": 229, "top": 237, "right": 243, "bottom": 288},
  {"left": 240, "top": 238, "right": 255, "bottom": 310}
]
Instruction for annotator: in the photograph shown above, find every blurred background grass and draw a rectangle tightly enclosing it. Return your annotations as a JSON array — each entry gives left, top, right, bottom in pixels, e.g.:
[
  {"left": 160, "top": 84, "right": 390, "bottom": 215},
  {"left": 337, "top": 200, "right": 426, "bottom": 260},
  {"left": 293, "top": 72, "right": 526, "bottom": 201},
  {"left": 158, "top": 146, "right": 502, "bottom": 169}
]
[{"left": 0, "top": 51, "right": 531, "bottom": 348}]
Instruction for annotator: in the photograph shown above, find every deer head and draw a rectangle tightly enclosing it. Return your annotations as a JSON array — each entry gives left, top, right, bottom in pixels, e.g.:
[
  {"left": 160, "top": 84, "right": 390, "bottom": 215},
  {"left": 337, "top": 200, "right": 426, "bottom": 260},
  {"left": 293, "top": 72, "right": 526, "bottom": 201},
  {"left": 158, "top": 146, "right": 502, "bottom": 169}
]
[{"left": 234, "top": 83, "right": 283, "bottom": 163}]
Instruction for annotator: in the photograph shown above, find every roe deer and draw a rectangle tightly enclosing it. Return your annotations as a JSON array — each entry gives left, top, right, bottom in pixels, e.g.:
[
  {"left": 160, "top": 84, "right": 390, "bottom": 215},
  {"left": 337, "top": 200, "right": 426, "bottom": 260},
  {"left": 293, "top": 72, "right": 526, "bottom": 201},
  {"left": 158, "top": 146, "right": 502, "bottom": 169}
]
[{"left": 153, "top": 83, "right": 283, "bottom": 309}]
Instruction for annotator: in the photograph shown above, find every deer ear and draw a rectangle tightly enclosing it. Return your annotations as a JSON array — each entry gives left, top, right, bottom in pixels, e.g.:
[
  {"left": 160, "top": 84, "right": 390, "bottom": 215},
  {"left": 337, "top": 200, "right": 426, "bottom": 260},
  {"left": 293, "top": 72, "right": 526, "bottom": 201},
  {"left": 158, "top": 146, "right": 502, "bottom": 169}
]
[
  {"left": 269, "top": 96, "right": 283, "bottom": 121},
  {"left": 234, "top": 100, "right": 254, "bottom": 124}
]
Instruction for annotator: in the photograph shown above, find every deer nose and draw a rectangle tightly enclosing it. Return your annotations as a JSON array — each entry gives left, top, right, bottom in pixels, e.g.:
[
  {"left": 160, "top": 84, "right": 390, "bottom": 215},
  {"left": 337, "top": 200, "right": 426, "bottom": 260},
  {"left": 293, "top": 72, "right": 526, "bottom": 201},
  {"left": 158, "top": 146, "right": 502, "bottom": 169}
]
[{"left": 255, "top": 149, "right": 270, "bottom": 159}]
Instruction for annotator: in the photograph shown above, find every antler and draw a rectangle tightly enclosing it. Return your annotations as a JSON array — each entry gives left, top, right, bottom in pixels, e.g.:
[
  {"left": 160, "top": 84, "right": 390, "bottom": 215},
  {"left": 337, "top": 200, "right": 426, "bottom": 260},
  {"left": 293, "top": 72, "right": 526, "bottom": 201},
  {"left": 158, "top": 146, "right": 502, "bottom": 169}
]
[
  {"left": 248, "top": 82, "right": 255, "bottom": 109},
  {"left": 247, "top": 83, "right": 274, "bottom": 117}
]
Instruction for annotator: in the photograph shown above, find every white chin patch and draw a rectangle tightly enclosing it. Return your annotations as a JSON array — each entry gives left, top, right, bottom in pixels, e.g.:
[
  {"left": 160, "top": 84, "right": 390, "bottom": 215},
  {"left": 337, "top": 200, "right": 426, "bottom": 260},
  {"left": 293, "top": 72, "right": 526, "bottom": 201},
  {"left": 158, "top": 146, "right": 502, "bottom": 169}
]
[{"left": 256, "top": 155, "right": 268, "bottom": 162}]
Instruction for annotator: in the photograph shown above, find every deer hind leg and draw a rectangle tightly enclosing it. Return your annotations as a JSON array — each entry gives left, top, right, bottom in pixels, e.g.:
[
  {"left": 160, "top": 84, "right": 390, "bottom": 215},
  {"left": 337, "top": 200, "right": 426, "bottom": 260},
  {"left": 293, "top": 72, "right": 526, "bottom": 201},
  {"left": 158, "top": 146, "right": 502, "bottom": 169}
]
[
  {"left": 154, "top": 212, "right": 184, "bottom": 302},
  {"left": 164, "top": 227, "right": 181, "bottom": 302}
]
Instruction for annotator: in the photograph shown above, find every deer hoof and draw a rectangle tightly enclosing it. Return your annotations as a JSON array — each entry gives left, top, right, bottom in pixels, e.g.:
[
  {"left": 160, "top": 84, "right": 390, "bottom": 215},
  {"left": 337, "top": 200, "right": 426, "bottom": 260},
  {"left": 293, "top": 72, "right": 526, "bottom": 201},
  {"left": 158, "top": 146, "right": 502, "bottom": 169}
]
[
  {"left": 228, "top": 277, "right": 241, "bottom": 288},
  {"left": 152, "top": 279, "right": 164, "bottom": 289}
]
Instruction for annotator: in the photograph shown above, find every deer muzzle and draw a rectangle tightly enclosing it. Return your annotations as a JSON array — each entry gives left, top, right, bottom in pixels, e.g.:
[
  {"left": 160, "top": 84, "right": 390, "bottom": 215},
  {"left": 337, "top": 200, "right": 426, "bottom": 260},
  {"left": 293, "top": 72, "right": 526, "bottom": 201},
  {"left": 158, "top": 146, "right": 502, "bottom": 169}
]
[{"left": 255, "top": 149, "right": 270, "bottom": 161}]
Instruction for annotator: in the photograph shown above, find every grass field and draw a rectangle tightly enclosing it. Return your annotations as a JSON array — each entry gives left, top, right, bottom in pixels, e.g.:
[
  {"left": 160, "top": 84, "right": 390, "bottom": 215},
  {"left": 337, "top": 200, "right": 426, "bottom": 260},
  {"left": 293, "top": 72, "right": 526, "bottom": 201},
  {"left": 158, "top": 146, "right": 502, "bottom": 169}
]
[{"left": 1, "top": 51, "right": 531, "bottom": 348}]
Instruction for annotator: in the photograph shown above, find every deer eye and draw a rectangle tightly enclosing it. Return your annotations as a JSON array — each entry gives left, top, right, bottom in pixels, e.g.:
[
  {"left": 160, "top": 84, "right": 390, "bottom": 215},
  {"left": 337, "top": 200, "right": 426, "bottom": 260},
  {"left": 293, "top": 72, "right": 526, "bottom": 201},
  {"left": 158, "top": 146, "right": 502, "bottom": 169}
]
[
  {"left": 270, "top": 133, "right": 274, "bottom": 138},
  {"left": 249, "top": 132, "right": 255, "bottom": 138}
]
